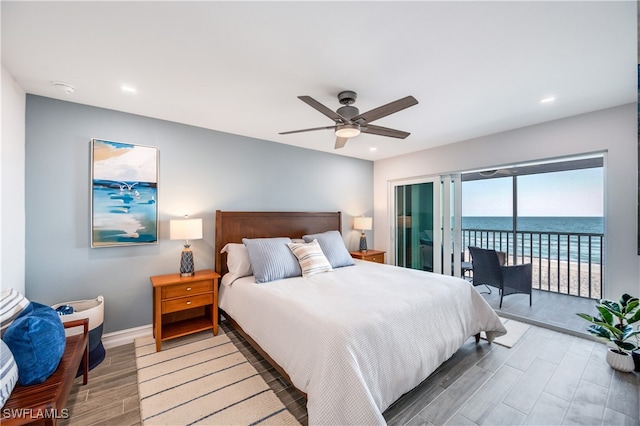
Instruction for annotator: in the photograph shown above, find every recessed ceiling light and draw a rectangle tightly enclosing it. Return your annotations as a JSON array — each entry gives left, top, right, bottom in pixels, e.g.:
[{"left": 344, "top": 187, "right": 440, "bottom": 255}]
[
  {"left": 369, "top": 147, "right": 378, "bottom": 152},
  {"left": 539, "top": 96, "right": 556, "bottom": 104},
  {"left": 121, "top": 85, "right": 137, "bottom": 94}
]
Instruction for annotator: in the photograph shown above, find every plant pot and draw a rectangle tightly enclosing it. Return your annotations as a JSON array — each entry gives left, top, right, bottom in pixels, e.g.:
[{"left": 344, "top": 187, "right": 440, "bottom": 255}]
[
  {"left": 605, "top": 348, "right": 635, "bottom": 373},
  {"left": 632, "top": 349, "right": 640, "bottom": 372}
]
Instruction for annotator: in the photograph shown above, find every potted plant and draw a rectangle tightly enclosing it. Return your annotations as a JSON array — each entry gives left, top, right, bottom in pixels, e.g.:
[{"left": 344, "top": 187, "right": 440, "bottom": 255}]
[{"left": 576, "top": 293, "right": 640, "bottom": 372}]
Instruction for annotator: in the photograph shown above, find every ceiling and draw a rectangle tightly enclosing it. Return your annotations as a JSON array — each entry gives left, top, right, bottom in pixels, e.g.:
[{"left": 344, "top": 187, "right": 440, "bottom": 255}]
[{"left": 1, "top": 1, "right": 635, "bottom": 161}]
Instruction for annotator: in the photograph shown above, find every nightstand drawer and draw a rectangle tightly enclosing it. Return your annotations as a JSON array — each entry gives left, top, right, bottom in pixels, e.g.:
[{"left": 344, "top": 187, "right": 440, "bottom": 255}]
[
  {"left": 161, "top": 280, "right": 213, "bottom": 299},
  {"left": 162, "top": 293, "right": 213, "bottom": 314},
  {"left": 350, "top": 250, "right": 386, "bottom": 264}
]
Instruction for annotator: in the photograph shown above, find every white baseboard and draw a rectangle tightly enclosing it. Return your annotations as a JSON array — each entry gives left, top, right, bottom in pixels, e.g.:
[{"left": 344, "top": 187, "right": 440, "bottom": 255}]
[{"left": 102, "top": 324, "right": 152, "bottom": 349}]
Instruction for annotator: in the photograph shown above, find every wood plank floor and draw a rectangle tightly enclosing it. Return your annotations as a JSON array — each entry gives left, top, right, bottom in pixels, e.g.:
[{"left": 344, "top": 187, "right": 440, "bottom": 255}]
[{"left": 61, "top": 319, "right": 639, "bottom": 426}]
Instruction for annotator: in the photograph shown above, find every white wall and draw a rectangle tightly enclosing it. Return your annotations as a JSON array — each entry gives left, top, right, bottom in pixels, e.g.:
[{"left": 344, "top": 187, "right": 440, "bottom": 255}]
[
  {"left": 1, "top": 65, "right": 26, "bottom": 294},
  {"left": 24, "top": 95, "right": 373, "bottom": 333},
  {"left": 374, "top": 104, "right": 639, "bottom": 299}
]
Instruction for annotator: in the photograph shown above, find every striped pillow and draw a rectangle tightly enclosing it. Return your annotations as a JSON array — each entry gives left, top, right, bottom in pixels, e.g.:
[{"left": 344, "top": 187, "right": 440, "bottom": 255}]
[
  {"left": 0, "top": 288, "right": 30, "bottom": 338},
  {"left": 0, "top": 339, "right": 18, "bottom": 408},
  {"left": 288, "top": 239, "right": 333, "bottom": 277}
]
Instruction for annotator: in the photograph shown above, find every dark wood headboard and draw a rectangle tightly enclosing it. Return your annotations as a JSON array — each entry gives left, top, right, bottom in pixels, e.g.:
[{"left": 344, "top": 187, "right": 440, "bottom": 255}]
[{"left": 214, "top": 210, "right": 342, "bottom": 276}]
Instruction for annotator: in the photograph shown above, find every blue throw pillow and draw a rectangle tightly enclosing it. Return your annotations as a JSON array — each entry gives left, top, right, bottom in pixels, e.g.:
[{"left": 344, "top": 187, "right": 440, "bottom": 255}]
[
  {"left": 303, "top": 230, "right": 355, "bottom": 268},
  {"left": 243, "top": 237, "right": 302, "bottom": 283},
  {"left": 3, "top": 302, "right": 66, "bottom": 385}
]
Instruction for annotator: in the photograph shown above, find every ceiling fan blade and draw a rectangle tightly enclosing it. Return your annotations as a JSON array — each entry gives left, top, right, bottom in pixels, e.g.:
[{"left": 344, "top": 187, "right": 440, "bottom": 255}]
[
  {"left": 298, "top": 96, "right": 349, "bottom": 124},
  {"left": 361, "top": 124, "right": 410, "bottom": 139},
  {"left": 334, "top": 136, "right": 348, "bottom": 149},
  {"left": 352, "top": 96, "right": 418, "bottom": 124},
  {"left": 279, "top": 125, "right": 336, "bottom": 135}
]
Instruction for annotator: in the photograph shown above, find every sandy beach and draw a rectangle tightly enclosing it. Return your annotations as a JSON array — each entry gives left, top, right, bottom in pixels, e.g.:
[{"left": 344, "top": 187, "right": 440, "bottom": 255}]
[{"left": 528, "top": 257, "right": 602, "bottom": 299}]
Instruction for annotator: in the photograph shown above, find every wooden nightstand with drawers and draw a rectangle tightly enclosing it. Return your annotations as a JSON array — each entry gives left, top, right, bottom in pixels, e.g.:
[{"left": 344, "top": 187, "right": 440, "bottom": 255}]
[
  {"left": 150, "top": 269, "right": 220, "bottom": 351},
  {"left": 350, "top": 250, "right": 386, "bottom": 264}
]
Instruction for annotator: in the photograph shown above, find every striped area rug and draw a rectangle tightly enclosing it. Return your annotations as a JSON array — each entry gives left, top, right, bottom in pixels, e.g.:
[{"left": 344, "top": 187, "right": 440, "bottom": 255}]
[{"left": 134, "top": 331, "right": 300, "bottom": 425}]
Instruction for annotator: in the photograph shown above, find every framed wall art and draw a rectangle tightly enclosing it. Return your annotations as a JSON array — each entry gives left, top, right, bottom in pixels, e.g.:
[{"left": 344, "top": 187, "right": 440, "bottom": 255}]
[{"left": 91, "top": 139, "right": 158, "bottom": 247}]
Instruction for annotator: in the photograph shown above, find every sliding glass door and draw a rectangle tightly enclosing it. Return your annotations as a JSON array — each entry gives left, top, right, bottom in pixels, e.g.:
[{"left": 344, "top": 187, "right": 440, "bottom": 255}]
[
  {"left": 392, "top": 175, "right": 462, "bottom": 276},
  {"left": 395, "top": 180, "right": 436, "bottom": 271}
]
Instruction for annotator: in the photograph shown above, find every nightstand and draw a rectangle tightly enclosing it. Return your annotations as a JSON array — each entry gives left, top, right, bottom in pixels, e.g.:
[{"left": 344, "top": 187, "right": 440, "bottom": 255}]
[
  {"left": 150, "top": 269, "right": 220, "bottom": 351},
  {"left": 350, "top": 250, "right": 386, "bottom": 264}
]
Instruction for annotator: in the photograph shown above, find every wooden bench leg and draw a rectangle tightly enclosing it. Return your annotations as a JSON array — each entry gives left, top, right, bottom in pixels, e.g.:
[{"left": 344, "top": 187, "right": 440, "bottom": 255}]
[{"left": 82, "top": 343, "right": 89, "bottom": 385}]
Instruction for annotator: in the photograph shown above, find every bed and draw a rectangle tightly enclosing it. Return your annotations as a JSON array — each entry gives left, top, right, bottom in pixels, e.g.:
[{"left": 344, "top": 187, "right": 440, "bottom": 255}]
[{"left": 214, "top": 211, "right": 506, "bottom": 425}]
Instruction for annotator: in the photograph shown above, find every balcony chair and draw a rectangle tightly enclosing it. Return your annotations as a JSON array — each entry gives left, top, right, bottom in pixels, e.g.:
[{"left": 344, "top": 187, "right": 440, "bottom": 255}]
[{"left": 468, "top": 246, "right": 532, "bottom": 308}]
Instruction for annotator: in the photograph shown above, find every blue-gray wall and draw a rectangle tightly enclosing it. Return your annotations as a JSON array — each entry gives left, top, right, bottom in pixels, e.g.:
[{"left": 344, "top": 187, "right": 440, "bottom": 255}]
[{"left": 25, "top": 95, "right": 373, "bottom": 333}]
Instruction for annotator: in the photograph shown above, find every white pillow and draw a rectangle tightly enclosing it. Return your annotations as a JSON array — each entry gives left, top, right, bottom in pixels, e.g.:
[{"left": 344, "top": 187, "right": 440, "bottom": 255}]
[
  {"left": 288, "top": 239, "right": 333, "bottom": 277},
  {"left": 220, "top": 243, "right": 253, "bottom": 286}
]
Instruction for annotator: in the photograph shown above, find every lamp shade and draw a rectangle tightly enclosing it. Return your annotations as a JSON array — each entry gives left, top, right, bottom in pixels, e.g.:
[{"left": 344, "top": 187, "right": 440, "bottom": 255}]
[
  {"left": 397, "top": 215, "right": 412, "bottom": 228},
  {"left": 353, "top": 217, "right": 372, "bottom": 231},
  {"left": 169, "top": 218, "right": 203, "bottom": 241}
]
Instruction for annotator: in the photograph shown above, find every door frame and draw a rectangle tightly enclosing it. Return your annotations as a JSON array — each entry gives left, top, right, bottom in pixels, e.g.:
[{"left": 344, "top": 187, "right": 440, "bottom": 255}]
[
  {"left": 388, "top": 176, "right": 443, "bottom": 273},
  {"left": 388, "top": 174, "right": 462, "bottom": 276}
]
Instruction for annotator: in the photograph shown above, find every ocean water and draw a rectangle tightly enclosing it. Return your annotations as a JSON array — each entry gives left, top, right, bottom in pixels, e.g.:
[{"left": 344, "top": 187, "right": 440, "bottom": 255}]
[
  {"left": 462, "top": 216, "right": 603, "bottom": 234},
  {"left": 462, "top": 216, "right": 603, "bottom": 263}
]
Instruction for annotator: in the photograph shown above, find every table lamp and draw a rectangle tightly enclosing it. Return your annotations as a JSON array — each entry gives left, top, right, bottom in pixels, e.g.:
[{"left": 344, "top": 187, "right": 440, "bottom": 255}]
[
  {"left": 169, "top": 216, "right": 203, "bottom": 277},
  {"left": 354, "top": 216, "right": 372, "bottom": 252}
]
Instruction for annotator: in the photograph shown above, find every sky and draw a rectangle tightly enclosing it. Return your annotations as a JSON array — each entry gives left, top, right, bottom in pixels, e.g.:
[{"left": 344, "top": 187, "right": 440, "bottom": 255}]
[{"left": 462, "top": 168, "right": 603, "bottom": 217}]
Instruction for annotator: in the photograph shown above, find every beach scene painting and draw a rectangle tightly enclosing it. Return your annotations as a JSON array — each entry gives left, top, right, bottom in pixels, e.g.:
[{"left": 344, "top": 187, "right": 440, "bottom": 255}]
[{"left": 91, "top": 139, "right": 158, "bottom": 247}]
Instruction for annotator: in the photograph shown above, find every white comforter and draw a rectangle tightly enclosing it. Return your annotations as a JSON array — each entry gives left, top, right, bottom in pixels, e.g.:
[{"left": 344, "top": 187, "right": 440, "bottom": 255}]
[{"left": 219, "top": 260, "right": 506, "bottom": 425}]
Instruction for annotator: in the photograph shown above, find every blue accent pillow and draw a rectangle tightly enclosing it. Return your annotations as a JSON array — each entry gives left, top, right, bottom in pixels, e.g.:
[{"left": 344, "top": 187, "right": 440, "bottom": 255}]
[
  {"left": 303, "top": 230, "right": 355, "bottom": 268},
  {"left": 243, "top": 237, "right": 302, "bottom": 283},
  {"left": 3, "top": 302, "right": 66, "bottom": 385}
]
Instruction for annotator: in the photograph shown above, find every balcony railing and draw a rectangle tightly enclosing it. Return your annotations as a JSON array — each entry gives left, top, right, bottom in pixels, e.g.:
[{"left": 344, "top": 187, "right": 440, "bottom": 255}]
[{"left": 462, "top": 228, "right": 603, "bottom": 300}]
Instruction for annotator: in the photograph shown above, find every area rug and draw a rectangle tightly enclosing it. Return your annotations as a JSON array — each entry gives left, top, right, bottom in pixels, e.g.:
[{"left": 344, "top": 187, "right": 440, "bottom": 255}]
[
  {"left": 482, "top": 317, "right": 531, "bottom": 348},
  {"left": 134, "top": 331, "right": 300, "bottom": 425}
]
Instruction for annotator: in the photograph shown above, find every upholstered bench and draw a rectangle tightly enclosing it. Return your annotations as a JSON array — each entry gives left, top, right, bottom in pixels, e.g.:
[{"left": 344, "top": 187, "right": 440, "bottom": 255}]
[{"left": 2, "top": 318, "right": 89, "bottom": 425}]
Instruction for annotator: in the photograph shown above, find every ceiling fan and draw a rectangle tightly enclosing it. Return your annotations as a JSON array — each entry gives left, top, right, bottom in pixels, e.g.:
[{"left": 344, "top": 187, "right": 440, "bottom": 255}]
[{"left": 279, "top": 91, "right": 418, "bottom": 149}]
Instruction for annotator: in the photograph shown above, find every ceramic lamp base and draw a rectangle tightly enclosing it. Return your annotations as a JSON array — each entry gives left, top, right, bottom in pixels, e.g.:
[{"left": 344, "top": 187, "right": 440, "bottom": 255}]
[
  {"left": 359, "top": 233, "right": 368, "bottom": 252},
  {"left": 180, "top": 248, "right": 195, "bottom": 277}
]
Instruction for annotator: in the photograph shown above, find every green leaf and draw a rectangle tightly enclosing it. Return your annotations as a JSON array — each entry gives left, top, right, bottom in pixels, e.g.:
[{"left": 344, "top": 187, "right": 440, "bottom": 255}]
[
  {"left": 587, "top": 324, "right": 613, "bottom": 339},
  {"left": 624, "top": 329, "right": 640, "bottom": 340},
  {"left": 598, "top": 322, "right": 623, "bottom": 339},
  {"left": 613, "top": 340, "right": 636, "bottom": 351},
  {"left": 625, "top": 299, "right": 639, "bottom": 314},
  {"left": 628, "top": 309, "right": 640, "bottom": 324},
  {"left": 596, "top": 305, "right": 614, "bottom": 325},
  {"left": 600, "top": 300, "right": 623, "bottom": 318},
  {"left": 576, "top": 313, "right": 598, "bottom": 323},
  {"left": 620, "top": 325, "right": 634, "bottom": 340}
]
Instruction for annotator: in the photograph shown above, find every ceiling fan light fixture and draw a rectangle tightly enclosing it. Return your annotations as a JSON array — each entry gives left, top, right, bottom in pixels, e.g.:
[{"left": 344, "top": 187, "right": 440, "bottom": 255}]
[{"left": 335, "top": 124, "right": 361, "bottom": 138}]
